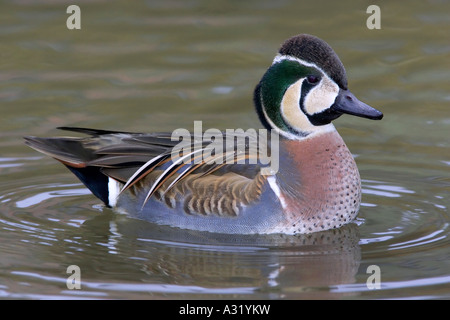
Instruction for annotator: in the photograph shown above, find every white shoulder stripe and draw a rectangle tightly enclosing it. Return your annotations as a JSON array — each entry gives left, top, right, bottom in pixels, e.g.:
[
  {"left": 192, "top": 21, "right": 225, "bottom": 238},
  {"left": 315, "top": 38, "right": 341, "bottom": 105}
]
[
  {"left": 108, "top": 177, "right": 121, "bottom": 207},
  {"left": 267, "top": 176, "right": 287, "bottom": 209}
]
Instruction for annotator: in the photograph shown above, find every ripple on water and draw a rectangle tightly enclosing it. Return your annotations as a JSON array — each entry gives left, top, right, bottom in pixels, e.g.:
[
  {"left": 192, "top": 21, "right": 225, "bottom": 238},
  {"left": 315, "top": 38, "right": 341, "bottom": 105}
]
[
  {"left": 358, "top": 178, "right": 450, "bottom": 282},
  {"left": 15, "top": 184, "right": 91, "bottom": 209},
  {"left": 0, "top": 173, "right": 100, "bottom": 254},
  {"left": 0, "top": 159, "right": 449, "bottom": 299}
]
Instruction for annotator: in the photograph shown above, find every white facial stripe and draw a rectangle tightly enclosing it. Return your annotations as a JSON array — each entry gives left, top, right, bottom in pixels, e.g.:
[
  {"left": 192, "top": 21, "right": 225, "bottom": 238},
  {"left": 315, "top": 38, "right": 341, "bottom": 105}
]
[
  {"left": 264, "top": 53, "right": 338, "bottom": 140},
  {"left": 280, "top": 78, "right": 315, "bottom": 134},
  {"left": 304, "top": 74, "right": 339, "bottom": 115},
  {"left": 273, "top": 54, "right": 326, "bottom": 76},
  {"left": 274, "top": 54, "right": 339, "bottom": 116},
  {"left": 280, "top": 78, "right": 337, "bottom": 139},
  {"left": 260, "top": 95, "right": 302, "bottom": 140}
]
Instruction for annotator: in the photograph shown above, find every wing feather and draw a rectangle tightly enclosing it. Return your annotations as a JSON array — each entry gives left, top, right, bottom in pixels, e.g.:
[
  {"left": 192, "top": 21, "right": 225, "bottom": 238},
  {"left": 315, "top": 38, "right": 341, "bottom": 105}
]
[{"left": 25, "top": 127, "right": 272, "bottom": 216}]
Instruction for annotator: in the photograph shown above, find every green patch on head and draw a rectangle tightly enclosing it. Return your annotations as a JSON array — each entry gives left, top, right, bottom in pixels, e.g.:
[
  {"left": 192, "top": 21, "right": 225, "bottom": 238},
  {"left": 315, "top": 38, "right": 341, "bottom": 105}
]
[{"left": 259, "top": 59, "right": 318, "bottom": 132}]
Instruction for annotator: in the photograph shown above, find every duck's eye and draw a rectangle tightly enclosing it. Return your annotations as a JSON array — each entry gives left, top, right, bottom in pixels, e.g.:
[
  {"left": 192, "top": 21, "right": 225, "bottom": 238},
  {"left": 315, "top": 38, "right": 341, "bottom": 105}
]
[{"left": 306, "top": 75, "right": 320, "bottom": 84}]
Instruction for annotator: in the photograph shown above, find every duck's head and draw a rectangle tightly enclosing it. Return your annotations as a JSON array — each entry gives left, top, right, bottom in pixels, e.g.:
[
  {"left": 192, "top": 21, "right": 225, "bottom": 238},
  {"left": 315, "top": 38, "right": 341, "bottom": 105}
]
[{"left": 254, "top": 34, "right": 383, "bottom": 139}]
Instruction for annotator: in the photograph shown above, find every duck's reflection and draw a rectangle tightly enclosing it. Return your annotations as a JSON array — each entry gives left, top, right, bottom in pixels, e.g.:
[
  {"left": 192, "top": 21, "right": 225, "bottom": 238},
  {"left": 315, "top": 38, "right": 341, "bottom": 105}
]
[{"left": 90, "top": 214, "right": 361, "bottom": 298}]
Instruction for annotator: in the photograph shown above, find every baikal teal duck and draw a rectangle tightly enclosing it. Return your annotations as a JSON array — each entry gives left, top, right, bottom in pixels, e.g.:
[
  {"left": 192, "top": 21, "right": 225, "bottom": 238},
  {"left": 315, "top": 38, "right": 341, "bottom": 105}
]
[{"left": 25, "top": 34, "right": 383, "bottom": 235}]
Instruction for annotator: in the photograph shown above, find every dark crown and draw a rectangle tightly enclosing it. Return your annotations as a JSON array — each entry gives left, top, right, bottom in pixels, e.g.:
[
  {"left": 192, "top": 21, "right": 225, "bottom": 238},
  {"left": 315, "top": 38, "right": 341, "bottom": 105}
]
[{"left": 278, "top": 34, "right": 348, "bottom": 90}]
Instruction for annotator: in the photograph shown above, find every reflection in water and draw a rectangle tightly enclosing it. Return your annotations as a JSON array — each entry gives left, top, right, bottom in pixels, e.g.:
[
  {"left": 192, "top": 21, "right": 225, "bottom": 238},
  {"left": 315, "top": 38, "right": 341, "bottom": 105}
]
[
  {"left": 15, "top": 185, "right": 90, "bottom": 208},
  {"left": 95, "top": 216, "right": 362, "bottom": 298},
  {"left": 2, "top": 0, "right": 450, "bottom": 299},
  {"left": 2, "top": 205, "right": 362, "bottom": 299},
  {"left": 362, "top": 179, "right": 415, "bottom": 198},
  {"left": 2, "top": 171, "right": 449, "bottom": 298}
]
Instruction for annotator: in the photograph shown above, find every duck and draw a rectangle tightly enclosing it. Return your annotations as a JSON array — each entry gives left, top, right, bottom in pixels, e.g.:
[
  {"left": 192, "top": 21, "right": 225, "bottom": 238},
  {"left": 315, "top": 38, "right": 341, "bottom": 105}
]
[{"left": 25, "top": 34, "right": 383, "bottom": 235}]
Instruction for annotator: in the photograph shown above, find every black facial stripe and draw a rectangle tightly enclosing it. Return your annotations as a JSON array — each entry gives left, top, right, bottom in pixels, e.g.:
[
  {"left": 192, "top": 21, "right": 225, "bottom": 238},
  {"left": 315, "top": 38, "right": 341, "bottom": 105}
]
[
  {"left": 299, "top": 81, "right": 343, "bottom": 126},
  {"left": 282, "top": 119, "right": 309, "bottom": 138},
  {"left": 255, "top": 81, "right": 308, "bottom": 138},
  {"left": 253, "top": 83, "right": 273, "bottom": 131},
  {"left": 309, "top": 108, "right": 343, "bottom": 126},
  {"left": 299, "top": 80, "right": 316, "bottom": 117}
]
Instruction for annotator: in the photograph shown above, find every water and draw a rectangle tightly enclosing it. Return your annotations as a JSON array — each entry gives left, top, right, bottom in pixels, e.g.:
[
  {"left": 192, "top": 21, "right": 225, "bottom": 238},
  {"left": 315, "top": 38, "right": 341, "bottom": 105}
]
[{"left": 1, "top": 0, "right": 449, "bottom": 299}]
